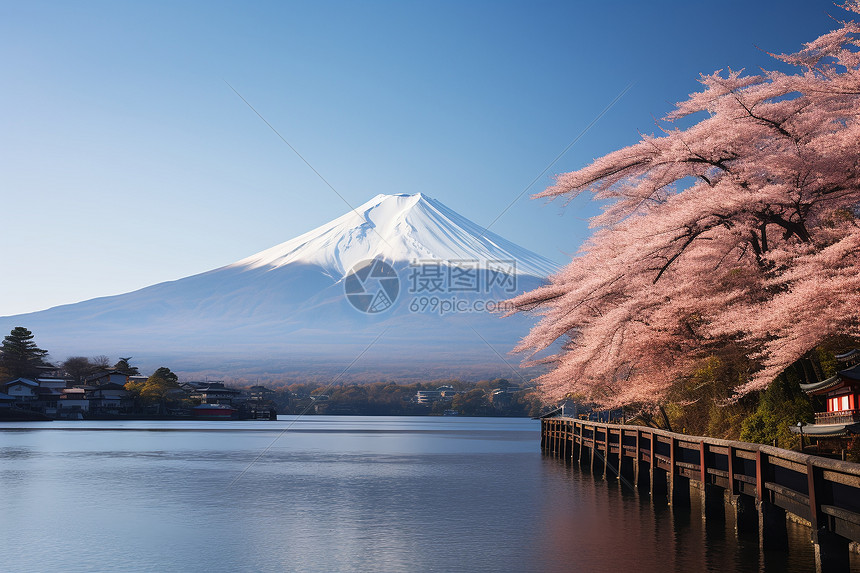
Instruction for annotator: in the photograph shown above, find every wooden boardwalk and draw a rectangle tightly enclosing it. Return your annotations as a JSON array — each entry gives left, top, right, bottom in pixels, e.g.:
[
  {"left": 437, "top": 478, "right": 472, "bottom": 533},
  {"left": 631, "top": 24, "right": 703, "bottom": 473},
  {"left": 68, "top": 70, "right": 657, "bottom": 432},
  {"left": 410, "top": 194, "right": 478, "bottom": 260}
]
[{"left": 542, "top": 416, "right": 860, "bottom": 572}]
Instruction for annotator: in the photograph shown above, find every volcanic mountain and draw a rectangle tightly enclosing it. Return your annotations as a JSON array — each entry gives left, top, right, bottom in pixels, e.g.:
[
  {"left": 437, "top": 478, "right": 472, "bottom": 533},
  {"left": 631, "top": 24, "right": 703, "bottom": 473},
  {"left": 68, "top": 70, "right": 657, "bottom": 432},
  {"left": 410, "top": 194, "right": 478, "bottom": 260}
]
[{"left": 1, "top": 194, "right": 558, "bottom": 381}]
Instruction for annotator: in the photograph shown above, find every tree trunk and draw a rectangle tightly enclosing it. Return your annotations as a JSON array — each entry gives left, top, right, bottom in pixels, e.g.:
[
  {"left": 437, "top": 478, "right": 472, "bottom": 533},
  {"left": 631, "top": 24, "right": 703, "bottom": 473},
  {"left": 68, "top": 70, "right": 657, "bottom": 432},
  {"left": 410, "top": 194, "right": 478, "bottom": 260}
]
[
  {"left": 809, "top": 354, "right": 824, "bottom": 382},
  {"left": 800, "top": 359, "right": 817, "bottom": 384},
  {"left": 658, "top": 405, "right": 673, "bottom": 433},
  {"left": 792, "top": 362, "right": 808, "bottom": 385}
]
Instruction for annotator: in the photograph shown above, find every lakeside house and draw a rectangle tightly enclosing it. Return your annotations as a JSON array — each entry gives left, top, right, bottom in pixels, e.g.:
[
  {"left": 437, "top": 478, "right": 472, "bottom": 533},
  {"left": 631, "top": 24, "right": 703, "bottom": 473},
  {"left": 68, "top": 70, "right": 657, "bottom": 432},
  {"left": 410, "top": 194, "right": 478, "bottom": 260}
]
[
  {"left": 0, "top": 370, "right": 269, "bottom": 420},
  {"left": 793, "top": 349, "right": 860, "bottom": 453},
  {"left": 58, "top": 388, "right": 89, "bottom": 415},
  {"left": 37, "top": 378, "right": 67, "bottom": 390},
  {"left": 88, "top": 383, "right": 130, "bottom": 414},
  {"left": 4, "top": 378, "right": 39, "bottom": 404},
  {"left": 85, "top": 370, "right": 131, "bottom": 387},
  {"left": 36, "top": 377, "right": 67, "bottom": 415},
  {"left": 249, "top": 385, "right": 275, "bottom": 401},
  {"left": 189, "top": 382, "right": 245, "bottom": 406}
]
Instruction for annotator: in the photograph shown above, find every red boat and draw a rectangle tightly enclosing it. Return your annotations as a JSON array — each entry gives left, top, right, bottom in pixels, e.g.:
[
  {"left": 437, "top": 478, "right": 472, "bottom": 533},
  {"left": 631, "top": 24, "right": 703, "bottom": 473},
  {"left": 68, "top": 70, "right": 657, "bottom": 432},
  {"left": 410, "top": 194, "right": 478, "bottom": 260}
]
[{"left": 192, "top": 403, "right": 236, "bottom": 419}]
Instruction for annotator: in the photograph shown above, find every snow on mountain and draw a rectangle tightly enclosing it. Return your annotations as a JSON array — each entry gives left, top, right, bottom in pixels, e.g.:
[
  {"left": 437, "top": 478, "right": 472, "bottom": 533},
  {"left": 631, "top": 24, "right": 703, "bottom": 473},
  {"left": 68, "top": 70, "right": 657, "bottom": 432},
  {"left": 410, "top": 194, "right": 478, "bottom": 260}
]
[
  {"left": 233, "top": 193, "right": 558, "bottom": 278},
  {"left": 0, "top": 194, "right": 558, "bottom": 380}
]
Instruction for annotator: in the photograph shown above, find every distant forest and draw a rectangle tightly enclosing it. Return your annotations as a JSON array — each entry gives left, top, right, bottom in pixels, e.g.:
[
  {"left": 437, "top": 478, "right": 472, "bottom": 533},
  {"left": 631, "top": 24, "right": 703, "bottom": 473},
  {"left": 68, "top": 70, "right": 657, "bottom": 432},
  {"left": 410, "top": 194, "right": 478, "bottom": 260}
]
[{"left": 256, "top": 380, "right": 543, "bottom": 418}]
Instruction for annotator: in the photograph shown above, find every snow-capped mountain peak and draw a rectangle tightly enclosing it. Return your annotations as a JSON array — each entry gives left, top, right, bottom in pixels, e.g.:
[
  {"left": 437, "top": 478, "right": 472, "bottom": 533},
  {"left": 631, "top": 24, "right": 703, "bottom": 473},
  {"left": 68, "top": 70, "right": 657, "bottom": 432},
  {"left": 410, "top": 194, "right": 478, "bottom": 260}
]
[
  {"left": 0, "top": 192, "right": 559, "bottom": 379},
  {"left": 231, "top": 193, "right": 558, "bottom": 278}
]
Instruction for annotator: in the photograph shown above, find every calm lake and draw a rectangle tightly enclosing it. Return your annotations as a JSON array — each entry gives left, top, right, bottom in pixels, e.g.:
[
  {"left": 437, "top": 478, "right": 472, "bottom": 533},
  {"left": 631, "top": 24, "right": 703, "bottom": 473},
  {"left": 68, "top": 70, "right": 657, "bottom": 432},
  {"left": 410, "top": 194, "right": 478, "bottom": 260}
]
[{"left": 0, "top": 416, "right": 855, "bottom": 572}]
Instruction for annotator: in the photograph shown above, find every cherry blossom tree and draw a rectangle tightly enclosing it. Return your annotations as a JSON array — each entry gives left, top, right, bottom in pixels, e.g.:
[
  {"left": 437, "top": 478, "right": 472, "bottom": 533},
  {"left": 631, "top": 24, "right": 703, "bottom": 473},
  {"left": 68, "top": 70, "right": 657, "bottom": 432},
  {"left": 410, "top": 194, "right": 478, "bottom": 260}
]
[{"left": 512, "top": 2, "right": 860, "bottom": 408}]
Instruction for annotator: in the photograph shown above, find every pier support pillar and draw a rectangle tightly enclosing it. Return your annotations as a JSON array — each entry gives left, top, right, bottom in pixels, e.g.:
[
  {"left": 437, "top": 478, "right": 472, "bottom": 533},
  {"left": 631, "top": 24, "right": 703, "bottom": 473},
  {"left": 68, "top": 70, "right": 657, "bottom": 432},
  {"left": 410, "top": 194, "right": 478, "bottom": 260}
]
[
  {"left": 669, "top": 475, "right": 691, "bottom": 507},
  {"left": 592, "top": 444, "right": 605, "bottom": 477},
  {"left": 701, "top": 484, "right": 726, "bottom": 524},
  {"left": 636, "top": 461, "right": 651, "bottom": 491},
  {"left": 757, "top": 500, "right": 788, "bottom": 551},
  {"left": 651, "top": 466, "right": 668, "bottom": 502},
  {"left": 730, "top": 494, "right": 758, "bottom": 538},
  {"left": 813, "top": 531, "right": 850, "bottom": 573},
  {"left": 601, "top": 444, "right": 613, "bottom": 480},
  {"left": 620, "top": 454, "right": 635, "bottom": 483}
]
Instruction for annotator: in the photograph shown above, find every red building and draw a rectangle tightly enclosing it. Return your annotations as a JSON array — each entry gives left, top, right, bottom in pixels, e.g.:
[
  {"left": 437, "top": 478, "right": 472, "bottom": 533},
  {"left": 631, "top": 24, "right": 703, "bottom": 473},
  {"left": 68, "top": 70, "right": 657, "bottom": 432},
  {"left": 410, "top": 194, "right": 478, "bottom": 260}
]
[{"left": 795, "top": 350, "right": 860, "bottom": 442}]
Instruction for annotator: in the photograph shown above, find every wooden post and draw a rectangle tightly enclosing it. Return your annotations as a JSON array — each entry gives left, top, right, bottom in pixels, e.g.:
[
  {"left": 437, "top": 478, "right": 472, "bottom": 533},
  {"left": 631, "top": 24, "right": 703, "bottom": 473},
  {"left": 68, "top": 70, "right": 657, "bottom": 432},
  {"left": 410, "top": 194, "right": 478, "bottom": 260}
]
[
  {"left": 570, "top": 422, "right": 575, "bottom": 461},
  {"left": 808, "top": 460, "right": 821, "bottom": 535},
  {"left": 609, "top": 427, "right": 615, "bottom": 479},
  {"left": 546, "top": 420, "right": 553, "bottom": 454},
  {"left": 603, "top": 426, "right": 615, "bottom": 478},
  {"left": 807, "top": 461, "right": 850, "bottom": 572},
  {"left": 619, "top": 430, "right": 634, "bottom": 483},
  {"left": 594, "top": 427, "right": 603, "bottom": 477},
  {"left": 699, "top": 442, "right": 725, "bottom": 523},
  {"left": 577, "top": 423, "right": 584, "bottom": 466},
  {"left": 755, "top": 450, "right": 765, "bottom": 503},
  {"left": 634, "top": 430, "right": 641, "bottom": 487},
  {"left": 651, "top": 455, "right": 668, "bottom": 501},
  {"left": 726, "top": 446, "right": 755, "bottom": 535},
  {"left": 727, "top": 446, "right": 736, "bottom": 495},
  {"left": 756, "top": 451, "right": 787, "bottom": 551},
  {"left": 590, "top": 429, "right": 597, "bottom": 473},
  {"left": 562, "top": 422, "right": 567, "bottom": 459},
  {"left": 638, "top": 431, "right": 652, "bottom": 490},
  {"left": 669, "top": 436, "right": 675, "bottom": 492},
  {"left": 669, "top": 436, "right": 691, "bottom": 507},
  {"left": 602, "top": 427, "right": 610, "bottom": 479}
]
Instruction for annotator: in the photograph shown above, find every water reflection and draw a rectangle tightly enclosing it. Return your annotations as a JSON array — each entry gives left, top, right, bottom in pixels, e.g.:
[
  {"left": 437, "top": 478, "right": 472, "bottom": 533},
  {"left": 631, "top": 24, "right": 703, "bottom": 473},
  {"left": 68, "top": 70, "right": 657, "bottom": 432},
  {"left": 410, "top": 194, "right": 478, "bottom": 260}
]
[
  {"left": 0, "top": 418, "right": 857, "bottom": 572},
  {"left": 536, "top": 454, "right": 852, "bottom": 572}
]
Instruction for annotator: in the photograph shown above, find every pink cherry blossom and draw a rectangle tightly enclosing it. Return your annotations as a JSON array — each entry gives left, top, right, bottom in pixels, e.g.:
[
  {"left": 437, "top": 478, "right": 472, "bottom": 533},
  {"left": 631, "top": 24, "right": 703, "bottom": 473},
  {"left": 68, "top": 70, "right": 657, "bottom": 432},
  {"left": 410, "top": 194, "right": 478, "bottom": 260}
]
[{"left": 511, "top": 2, "right": 860, "bottom": 408}]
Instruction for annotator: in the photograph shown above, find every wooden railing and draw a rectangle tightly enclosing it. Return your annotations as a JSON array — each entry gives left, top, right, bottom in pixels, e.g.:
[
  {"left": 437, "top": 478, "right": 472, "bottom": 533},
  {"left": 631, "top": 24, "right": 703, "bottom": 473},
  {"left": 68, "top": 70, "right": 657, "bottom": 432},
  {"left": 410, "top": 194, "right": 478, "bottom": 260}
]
[
  {"left": 815, "top": 410, "right": 860, "bottom": 425},
  {"left": 541, "top": 416, "right": 860, "bottom": 572}
]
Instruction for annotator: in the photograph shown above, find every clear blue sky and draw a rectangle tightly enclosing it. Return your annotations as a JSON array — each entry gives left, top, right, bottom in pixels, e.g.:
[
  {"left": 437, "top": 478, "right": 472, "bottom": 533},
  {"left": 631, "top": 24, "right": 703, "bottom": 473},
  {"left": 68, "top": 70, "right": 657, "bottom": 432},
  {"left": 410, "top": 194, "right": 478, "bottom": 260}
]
[{"left": 0, "top": 0, "right": 841, "bottom": 316}]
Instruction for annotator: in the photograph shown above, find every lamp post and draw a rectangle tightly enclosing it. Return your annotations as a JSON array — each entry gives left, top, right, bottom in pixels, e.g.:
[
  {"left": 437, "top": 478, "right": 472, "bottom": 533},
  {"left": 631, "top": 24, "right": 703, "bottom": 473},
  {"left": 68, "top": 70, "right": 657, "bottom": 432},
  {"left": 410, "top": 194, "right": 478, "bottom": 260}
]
[{"left": 797, "top": 421, "right": 806, "bottom": 452}]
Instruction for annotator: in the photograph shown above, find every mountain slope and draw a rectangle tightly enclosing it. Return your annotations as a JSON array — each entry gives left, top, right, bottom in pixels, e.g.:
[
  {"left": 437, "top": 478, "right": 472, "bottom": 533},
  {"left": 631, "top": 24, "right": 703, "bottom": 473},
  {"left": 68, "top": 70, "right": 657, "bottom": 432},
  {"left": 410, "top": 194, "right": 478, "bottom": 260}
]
[
  {"left": 233, "top": 193, "right": 557, "bottom": 277},
  {"left": 0, "top": 194, "right": 557, "bottom": 380}
]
